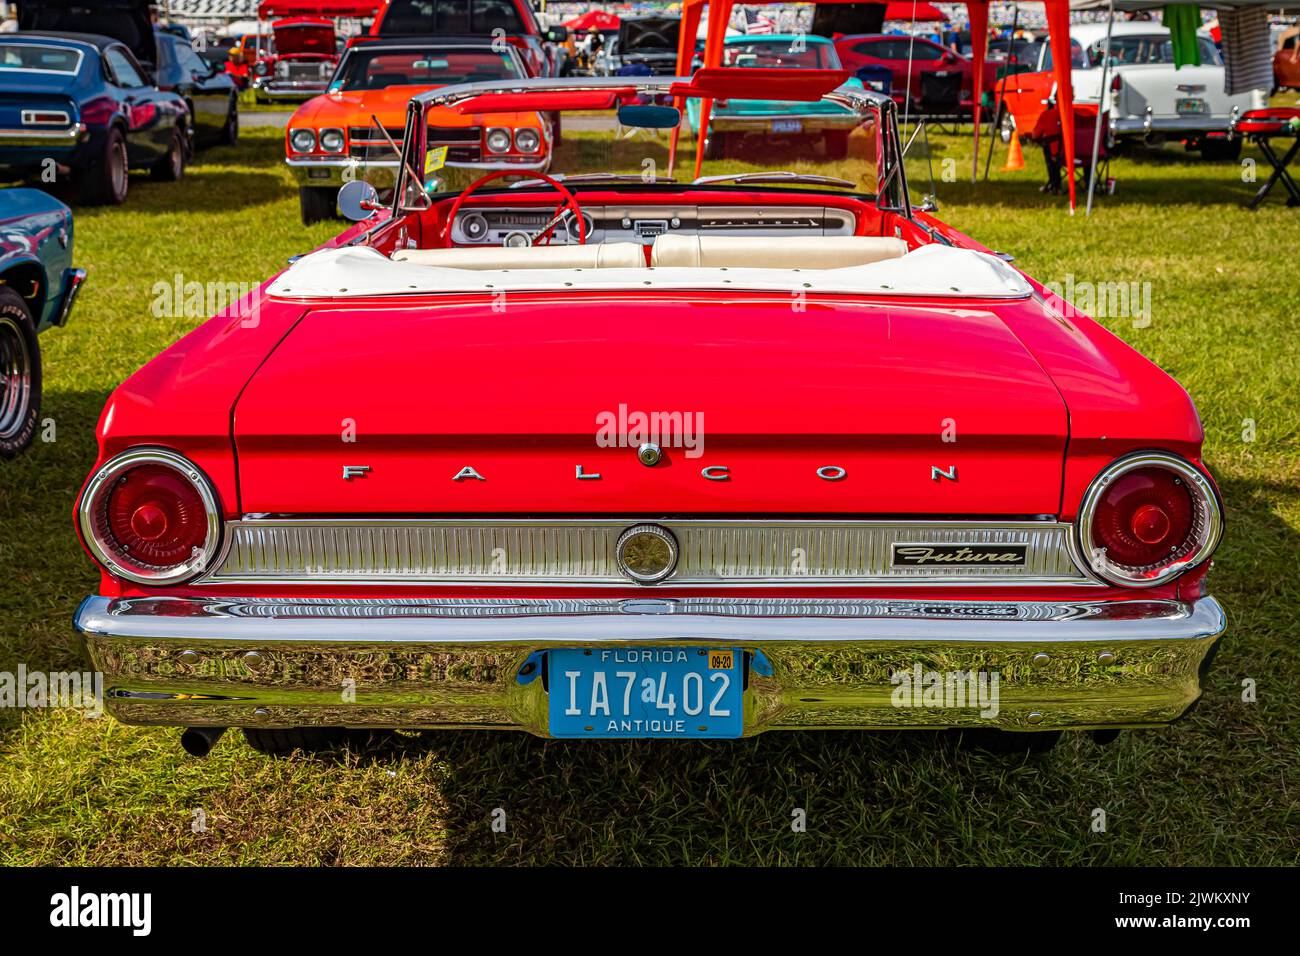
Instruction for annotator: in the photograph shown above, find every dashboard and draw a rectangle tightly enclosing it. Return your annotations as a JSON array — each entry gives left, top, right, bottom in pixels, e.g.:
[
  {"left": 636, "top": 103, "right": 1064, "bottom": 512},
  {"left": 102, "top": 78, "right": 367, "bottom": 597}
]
[{"left": 449, "top": 204, "right": 858, "bottom": 247}]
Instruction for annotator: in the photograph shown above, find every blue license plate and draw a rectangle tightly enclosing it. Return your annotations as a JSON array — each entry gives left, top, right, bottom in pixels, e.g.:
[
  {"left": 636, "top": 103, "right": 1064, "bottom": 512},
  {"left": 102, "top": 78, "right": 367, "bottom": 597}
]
[
  {"left": 548, "top": 647, "right": 744, "bottom": 738},
  {"left": 771, "top": 118, "right": 802, "bottom": 133}
]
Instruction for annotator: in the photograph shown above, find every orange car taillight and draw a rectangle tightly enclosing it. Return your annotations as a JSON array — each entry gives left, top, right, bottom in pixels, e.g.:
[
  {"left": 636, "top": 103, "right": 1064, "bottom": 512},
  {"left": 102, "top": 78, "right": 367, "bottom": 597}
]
[
  {"left": 1077, "top": 452, "right": 1222, "bottom": 587},
  {"left": 78, "top": 448, "right": 221, "bottom": 585}
]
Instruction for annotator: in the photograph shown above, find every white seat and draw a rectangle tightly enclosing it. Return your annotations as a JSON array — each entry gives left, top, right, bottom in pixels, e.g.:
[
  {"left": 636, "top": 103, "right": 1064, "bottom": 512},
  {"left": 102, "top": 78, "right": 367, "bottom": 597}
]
[
  {"left": 392, "top": 242, "right": 645, "bottom": 270},
  {"left": 650, "top": 234, "right": 909, "bottom": 269}
]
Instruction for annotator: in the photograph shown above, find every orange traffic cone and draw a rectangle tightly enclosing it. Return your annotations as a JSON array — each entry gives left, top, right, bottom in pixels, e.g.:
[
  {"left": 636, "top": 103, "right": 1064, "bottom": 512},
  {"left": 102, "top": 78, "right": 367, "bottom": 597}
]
[{"left": 1002, "top": 129, "right": 1025, "bottom": 172}]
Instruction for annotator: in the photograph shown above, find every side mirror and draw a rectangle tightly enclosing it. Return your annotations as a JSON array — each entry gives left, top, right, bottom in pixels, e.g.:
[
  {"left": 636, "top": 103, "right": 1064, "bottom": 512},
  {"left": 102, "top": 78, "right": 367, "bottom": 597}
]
[
  {"left": 545, "top": 26, "right": 568, "bottom": 44},
  {"left": 338, "top": 179, "right": 380, "bottom": 221}
]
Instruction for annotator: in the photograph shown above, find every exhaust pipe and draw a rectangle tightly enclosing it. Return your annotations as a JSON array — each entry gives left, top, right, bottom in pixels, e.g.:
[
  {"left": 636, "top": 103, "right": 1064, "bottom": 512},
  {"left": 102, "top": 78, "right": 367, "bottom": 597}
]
[{"left": 180, "top": 726, "right": 227, "bottom": 757}]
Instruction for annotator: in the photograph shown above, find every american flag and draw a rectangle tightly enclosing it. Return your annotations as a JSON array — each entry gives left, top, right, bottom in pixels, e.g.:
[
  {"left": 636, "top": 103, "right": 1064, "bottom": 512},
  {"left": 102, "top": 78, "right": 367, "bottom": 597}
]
[{"left": 742, "top": 8, "right": 775, "bottom": 35}]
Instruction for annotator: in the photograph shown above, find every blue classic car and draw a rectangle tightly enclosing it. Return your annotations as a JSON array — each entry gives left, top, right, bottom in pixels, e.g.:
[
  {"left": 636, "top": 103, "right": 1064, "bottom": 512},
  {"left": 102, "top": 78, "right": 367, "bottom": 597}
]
[
  {"left": 1, "top": 0, "right": 191, "bottom": 204},
  {"left": 152, "top": 29, "right": 239, "bottom": 149},
  {"left": 0, "top": 187, "right": 84, "bottom": 456},
  {"left": 687, "top": 34, "right": 865, "bottom": 160}
]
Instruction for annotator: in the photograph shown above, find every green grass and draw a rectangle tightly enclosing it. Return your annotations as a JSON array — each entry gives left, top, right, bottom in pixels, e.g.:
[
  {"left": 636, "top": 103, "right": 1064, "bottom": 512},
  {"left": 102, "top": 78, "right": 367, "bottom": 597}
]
[
  {"left": 1, "top": 117, "right": 1298, "bottom": 865},
  {"left": 237, "top": 89, "right": 303, "bottom": 113}
]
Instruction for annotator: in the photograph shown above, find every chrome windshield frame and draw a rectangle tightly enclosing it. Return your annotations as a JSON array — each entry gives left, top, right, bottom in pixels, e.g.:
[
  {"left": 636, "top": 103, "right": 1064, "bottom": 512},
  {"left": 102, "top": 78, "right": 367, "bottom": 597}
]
[{"left": 392, "top": 75, "right": 912, "bottom": 218}]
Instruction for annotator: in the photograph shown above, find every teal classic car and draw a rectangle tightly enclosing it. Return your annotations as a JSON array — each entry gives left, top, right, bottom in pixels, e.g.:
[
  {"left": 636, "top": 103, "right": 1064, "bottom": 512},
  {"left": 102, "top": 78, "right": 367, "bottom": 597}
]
[
  {"left": 686, "top": 34, "right": 865, "bottom": 159},
  {"left": 0, "top": 187, "right": 85, "bottom": 457}
]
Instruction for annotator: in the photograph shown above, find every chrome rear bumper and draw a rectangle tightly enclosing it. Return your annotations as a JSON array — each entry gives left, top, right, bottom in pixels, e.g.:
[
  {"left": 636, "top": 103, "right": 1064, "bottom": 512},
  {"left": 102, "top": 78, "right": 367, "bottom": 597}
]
[
  {"left": 75, "top": 594, "right": 1225, "bottom": 736},
  {"left": 52, "top": 267, "right": 86, "bottom": 328},
  {"left": 0, "top": 123, "right": 86, "bottom": 147}
]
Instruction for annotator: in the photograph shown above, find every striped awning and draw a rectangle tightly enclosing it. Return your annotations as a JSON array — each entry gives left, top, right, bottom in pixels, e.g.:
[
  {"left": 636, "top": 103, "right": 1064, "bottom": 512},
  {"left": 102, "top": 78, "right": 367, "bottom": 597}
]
[{"left": 165, "top": 0, "right": 259, "bottom": 18}]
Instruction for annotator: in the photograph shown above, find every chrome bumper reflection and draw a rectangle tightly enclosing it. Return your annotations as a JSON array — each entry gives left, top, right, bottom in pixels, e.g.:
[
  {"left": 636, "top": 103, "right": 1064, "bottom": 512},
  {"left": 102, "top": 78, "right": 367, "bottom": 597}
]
[
  {"left": 1112, "top": 116, "right": 1233, "bottom": 134},
  {"left": 0, "top": 123, "right": 85, "bottom": 147},
  {"left": 707, "top": 114, "right": 863, "bottom": 133},
  {"left": 75, "top": 594, "right": 1225, "bottom": 736}
]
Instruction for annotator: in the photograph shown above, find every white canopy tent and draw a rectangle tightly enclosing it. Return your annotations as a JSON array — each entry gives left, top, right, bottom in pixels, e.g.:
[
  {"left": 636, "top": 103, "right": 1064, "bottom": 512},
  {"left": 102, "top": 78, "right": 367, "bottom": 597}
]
[
  {"left": 1069, "top": 0, "right": 1296, "bottom": 213},
  {"left": 1071, "top": 1, "right": 1300, "bottom": 9}
]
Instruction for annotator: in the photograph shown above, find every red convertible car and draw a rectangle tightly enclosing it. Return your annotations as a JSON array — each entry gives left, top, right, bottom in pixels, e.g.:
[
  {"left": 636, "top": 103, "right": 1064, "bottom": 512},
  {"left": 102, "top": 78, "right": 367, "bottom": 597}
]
[
  {"left": 249, "top": 16, "right": 340, "bottom": 102},
  {"left": 73, "top": 73, "right": 1225, "bottom": 757}
]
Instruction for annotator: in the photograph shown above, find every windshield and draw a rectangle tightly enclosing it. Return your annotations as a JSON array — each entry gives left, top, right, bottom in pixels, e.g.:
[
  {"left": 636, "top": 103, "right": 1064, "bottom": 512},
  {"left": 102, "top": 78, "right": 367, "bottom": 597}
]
[
  {"left": 385, "top": 77, "right": 898, "bottom": 216},
  {"left": 722, "top": 39, "right": 838, "bottom": 70},
  {"left": 380, "top": 0, "right": 527, "bottom": 34},
  {"left": 333, "top": 47, "right": 523, "bottom": 91}
]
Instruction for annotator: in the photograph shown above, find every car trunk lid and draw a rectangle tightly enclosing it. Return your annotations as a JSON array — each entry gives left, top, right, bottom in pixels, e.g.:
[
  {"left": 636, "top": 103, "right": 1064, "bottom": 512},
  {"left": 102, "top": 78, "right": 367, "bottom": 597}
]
[
  {"left": 0, "top": 89, "right": 78, "bottom": 129},
  {"left": 271, "top": 18, "right": 336, "bottom": 57},
  {"left": 233, "top": 294, "right": 1069, "bottom": 516}
]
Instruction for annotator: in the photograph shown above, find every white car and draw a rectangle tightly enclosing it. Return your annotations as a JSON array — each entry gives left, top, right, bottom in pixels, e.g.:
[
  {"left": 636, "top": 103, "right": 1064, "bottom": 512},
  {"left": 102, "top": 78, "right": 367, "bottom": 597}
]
[{"left": 1026, "top": 21, "right": 1266, "bottom": 159}]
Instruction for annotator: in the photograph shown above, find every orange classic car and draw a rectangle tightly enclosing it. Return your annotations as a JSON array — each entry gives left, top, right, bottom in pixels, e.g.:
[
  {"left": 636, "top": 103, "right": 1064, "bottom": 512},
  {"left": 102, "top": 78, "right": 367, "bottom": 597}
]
[
  {"left": 1277, "top": 27, "right": 1300, "bottom": 93},
  {"left": 226, "top": 32, "right": 274, "bottom": 90},
  {"left": 286, "top": 35, "right": 549, "bottom": 223}
]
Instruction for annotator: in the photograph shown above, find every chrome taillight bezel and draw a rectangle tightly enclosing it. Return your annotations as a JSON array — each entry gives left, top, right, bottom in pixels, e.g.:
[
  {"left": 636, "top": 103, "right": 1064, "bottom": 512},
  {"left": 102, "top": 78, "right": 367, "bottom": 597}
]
[
  {"left": 78, "top": 447, "right": 221, "bottom": 585},
  {"left": 1076, "top": 451, "right": 1222, "bottom": 588}
]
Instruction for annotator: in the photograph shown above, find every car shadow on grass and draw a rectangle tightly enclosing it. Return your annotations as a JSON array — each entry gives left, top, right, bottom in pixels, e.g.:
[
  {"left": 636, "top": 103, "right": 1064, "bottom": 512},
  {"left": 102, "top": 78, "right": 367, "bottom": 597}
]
[
  {"left": 915, "top": 171, "right": 1270, "bottom": 209},
  {"left": 906, "top": 138, "right": 1278, "bottom": 208}
]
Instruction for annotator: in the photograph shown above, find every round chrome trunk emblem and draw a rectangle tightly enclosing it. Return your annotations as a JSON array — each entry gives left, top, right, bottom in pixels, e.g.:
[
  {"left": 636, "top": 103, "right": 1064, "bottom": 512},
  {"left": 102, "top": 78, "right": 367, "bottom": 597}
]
[{"left": 615, "top": 523, "right": 678, "bottom": 584}]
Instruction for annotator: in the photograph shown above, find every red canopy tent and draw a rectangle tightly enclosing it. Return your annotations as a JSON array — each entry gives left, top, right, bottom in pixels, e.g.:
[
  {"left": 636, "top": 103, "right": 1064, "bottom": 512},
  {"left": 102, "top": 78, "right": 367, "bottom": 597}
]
[
  {"left": 564, "top": 10, "right": 622, "bottom": 32},
  {"left": 673, "top": 1, "right": 1081, "bottom": 211},
  {"left": 257, "top": 0, "right": 380, "bottom": 16},
  {"left": 883, "top": 1, "right": 947, "bottom": 20}
]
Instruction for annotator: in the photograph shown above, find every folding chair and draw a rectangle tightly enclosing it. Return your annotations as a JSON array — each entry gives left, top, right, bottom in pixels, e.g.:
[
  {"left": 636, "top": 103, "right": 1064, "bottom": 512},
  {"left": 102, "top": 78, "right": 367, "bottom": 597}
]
[
  {"left": 918, "top": 70, "right": 964, "bottom": 133},
  {"left": 1043, "top": 106, "right": 1115, "bottom": 198},
  {"left": 1069, "top": 106, "right": 1115, "bottom": 198},
  {"left": 1234, "top": 108, "right": 1300, "bottom": 209}
]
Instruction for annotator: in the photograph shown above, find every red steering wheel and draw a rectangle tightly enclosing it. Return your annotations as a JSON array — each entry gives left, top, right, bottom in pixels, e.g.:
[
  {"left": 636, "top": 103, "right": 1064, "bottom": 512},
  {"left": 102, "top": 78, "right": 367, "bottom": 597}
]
[{"left": 441, "top": 169, "right": 587, "bottom": 247}]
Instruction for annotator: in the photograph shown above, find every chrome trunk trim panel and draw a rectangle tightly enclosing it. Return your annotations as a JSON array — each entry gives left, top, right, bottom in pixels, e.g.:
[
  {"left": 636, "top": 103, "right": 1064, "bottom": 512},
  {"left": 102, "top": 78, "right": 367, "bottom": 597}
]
[{"left": 203, "top": 518, "right": 1094, "bottom": 587}]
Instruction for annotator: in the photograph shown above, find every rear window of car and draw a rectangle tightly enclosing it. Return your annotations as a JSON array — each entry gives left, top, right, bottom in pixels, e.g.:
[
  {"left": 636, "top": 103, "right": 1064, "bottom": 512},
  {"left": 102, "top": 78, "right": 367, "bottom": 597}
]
[
  {"left": 380, "top": 0, "right": 526, "bottom": 35},
  {"left": 0, "top": 43, "right": 83, "bottom": 74},
  {"left": 1088, "top": 35, "right": 1222, "bottom": 67},
  {"left": 334, "top": 47, "right": 522, "bottom": 89},
  {"left": 723, "top": 39, "right": 835, "bottom": 69}
]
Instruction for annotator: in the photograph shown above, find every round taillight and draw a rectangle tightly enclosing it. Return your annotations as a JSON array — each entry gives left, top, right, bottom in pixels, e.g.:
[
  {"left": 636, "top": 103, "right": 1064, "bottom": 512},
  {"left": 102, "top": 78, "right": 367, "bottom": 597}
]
[
  {"left": 1078, "top": 452, "right": 1222, "bottom": 587},
  {"left": 78, "top": 449, "right": 220, "bottom": 585}
]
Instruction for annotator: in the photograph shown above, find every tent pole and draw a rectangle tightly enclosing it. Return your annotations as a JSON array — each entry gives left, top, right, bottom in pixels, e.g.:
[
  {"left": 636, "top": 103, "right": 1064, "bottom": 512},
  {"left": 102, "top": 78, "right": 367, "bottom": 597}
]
[
  {"left": 1086, "top": 0, "right": 1115, "bottom": 216},
  {"left": 902, "top": 1, "right": 919, "bottom": 134},
  {"left": 984, "top": 3, "right": 1019, "bottom": 181}
]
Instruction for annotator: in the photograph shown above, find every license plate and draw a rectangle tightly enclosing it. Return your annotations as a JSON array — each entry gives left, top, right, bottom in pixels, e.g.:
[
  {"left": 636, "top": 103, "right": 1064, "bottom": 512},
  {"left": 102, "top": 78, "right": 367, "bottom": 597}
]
[
  {"left": 548, "top": 647, "right": 744, "bottom": 738},
  {"left": 771, "top": 118, "right": 802, "bottom": 133},
  {"left": 1176, "top": 97, "right": 1206, "bottom": 115}
]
